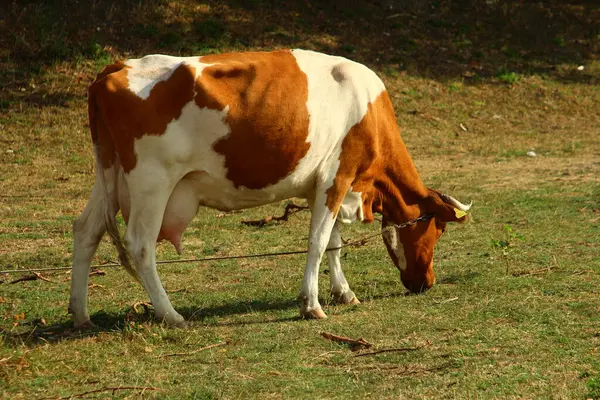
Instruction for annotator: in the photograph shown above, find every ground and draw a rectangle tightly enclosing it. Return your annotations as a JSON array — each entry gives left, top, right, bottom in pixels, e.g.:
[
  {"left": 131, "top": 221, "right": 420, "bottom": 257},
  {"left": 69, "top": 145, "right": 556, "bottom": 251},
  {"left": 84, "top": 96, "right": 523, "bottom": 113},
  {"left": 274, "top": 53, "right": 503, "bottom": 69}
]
[{"left": 1, "top": 1, "right": 599, "bottom": 399}]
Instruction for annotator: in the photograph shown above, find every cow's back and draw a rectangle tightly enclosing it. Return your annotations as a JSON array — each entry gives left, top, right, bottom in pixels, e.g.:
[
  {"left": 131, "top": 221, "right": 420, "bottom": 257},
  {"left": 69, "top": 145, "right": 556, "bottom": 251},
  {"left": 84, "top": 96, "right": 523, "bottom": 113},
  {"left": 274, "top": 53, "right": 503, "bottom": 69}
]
[{"left": 90, "top": 49, "right": 387, "bottom": 210}]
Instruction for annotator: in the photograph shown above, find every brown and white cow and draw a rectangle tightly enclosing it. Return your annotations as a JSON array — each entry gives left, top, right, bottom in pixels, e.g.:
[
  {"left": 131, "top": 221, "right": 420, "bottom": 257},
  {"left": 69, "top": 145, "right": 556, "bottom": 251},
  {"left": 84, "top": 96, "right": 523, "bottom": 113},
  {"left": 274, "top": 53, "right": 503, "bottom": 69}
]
[{"left": 69, "top": 49, "right": 471, "bottom": 328}]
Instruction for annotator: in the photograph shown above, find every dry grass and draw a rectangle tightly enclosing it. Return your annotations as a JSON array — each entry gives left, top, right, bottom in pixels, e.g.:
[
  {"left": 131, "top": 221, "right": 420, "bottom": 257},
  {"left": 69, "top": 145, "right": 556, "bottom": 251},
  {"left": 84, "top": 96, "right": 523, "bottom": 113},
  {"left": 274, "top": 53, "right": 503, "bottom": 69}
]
[{"left": 1, "top": 1, "right": 600, "bottom": 399}]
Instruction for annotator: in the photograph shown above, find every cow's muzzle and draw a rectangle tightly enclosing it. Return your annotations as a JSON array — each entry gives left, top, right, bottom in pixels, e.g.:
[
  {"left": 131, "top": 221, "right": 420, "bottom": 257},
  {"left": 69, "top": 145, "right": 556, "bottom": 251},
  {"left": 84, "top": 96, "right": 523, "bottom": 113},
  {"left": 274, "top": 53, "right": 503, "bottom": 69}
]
[{"left": 401, "top": 275, "right": 435, "bottom": 294}]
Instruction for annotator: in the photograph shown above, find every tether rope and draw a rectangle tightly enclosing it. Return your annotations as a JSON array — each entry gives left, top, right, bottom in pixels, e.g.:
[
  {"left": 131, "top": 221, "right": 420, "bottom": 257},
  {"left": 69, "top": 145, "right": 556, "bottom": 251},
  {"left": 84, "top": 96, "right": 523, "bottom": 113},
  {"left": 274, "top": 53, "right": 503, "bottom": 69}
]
[{"left": 0, "top": 215, "right": 433, "bottom": 276}]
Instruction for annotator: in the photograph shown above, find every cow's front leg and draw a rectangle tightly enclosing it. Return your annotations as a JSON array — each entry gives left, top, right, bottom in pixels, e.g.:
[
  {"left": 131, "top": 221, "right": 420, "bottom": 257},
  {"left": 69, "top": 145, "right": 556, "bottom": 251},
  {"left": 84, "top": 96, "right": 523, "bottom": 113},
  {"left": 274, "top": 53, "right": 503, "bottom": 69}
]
[
  {"left": 299, "top": 187, "right": 346, "bottom": 319},
  {"left": 327, "top": 222, "right": 360, "bottom": 305}
]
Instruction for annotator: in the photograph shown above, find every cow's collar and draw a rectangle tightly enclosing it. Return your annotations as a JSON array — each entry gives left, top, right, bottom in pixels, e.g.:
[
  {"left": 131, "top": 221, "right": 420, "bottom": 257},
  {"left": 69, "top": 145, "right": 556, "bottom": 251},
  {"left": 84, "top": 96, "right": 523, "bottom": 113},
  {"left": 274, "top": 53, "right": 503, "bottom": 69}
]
[{"left": 386, "top": 214, "right": 435, "bottom": 230}]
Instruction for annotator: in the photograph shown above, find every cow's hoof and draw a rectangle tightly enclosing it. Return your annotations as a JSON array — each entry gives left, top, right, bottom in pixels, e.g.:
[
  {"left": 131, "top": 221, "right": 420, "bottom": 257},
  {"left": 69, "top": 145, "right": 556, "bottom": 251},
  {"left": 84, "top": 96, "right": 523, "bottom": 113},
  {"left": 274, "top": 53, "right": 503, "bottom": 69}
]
[
  {"left": 74, "top": 319, "right": 96, "bottom": 330},
  {"left": 347, "top": 296, "right": 360, "bottom": 305},
  {"left": 157, "top": 311, "right": 187, "bottom": 328},
  {"left": 332, "top": 291, "right": 360, "bottom": 305},
  {"left": 300, "top": 308, "right": 328, "bottom": 320},
  {"left": 173, "top": 320, "right": 189, "bottom": 329}
]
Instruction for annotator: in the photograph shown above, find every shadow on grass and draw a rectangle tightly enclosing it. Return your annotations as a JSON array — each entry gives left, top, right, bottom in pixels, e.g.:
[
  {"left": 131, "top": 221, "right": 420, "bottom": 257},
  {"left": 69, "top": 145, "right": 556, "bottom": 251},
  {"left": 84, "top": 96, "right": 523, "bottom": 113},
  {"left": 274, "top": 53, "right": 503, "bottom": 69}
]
[
  {"left": 0, "top": 290, "right": 421, "bottom": 346},
  {"left": 437, "top": 270, "right": 480, "bottom": 285},
  {"left": 0, "top": 297, "right": 300, "bottom": 347},
  {"left": 1, "top": 0, "right": 598, "bottom": 95}
]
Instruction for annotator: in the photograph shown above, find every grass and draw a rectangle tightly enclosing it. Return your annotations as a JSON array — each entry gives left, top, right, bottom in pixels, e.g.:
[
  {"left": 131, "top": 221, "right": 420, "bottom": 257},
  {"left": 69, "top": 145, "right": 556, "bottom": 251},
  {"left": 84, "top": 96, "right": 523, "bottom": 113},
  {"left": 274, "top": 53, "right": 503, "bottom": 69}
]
[{"left": 1, "top": 1, "right": 600, "bottom": 399}]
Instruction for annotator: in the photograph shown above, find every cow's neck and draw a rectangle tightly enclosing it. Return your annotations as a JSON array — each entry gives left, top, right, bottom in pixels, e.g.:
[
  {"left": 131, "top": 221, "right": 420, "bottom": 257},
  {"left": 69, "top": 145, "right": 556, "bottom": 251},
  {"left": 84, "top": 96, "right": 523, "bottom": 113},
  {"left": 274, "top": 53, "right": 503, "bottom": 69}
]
[{"left": 376, "top": 137, "right": 429, "bottom": 225}]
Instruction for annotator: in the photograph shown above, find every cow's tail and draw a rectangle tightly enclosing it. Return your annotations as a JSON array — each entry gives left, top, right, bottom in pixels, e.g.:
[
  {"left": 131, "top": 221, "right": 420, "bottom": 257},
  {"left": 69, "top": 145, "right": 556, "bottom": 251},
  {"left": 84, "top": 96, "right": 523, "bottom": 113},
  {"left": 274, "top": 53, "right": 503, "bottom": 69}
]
[
  {"left": 100, "top": 166, "right": 140, "bottom": 284},
  {"left": 88, "top": 77, "right": 141, "bottom": 284}
]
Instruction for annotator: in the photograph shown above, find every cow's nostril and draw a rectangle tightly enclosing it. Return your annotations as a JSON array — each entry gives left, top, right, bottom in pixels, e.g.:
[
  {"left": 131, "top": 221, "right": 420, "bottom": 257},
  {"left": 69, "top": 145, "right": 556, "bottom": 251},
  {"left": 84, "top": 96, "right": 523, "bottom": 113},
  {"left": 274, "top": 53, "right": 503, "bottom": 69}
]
[{"left": 401, "top": 275, "right": 434, "bottom": 294}]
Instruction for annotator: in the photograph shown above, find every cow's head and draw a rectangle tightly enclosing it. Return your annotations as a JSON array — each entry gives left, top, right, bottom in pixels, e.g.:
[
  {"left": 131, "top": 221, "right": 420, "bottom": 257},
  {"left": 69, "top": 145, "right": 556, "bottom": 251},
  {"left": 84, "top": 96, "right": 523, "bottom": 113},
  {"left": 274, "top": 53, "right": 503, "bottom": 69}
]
[{"left": 381, "top": 190, "right": 471, "bottom": 294}]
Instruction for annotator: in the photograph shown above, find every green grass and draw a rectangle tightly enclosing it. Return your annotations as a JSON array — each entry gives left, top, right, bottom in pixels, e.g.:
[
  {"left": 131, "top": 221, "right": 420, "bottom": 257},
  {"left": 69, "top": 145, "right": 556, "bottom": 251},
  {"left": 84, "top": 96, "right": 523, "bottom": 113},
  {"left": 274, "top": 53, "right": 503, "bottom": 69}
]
[{"left": 1, "top": 1, "right": 600, "bottom": 399}]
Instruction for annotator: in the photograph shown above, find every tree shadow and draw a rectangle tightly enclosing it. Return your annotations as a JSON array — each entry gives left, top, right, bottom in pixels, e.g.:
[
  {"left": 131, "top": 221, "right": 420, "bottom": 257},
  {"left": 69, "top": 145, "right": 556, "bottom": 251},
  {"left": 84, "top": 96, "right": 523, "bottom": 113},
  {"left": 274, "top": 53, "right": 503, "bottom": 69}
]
[
  {"left": 0, "top": 290, "right": 420, "bottom": 346},
  {"left": 0, "top": 297, "right": 301, "bottom": 347},
  {"left": 437, "top": 270, "right": 480, "bottom": 285},
  {"left": 0, "top": 311, "right": 126, "bottom": 347},
  {"left": 179, "top": 297, "right": 299, "bottom": 321},
  {"left": 1, "top": 0, "right": 598, "bottom": 101}
]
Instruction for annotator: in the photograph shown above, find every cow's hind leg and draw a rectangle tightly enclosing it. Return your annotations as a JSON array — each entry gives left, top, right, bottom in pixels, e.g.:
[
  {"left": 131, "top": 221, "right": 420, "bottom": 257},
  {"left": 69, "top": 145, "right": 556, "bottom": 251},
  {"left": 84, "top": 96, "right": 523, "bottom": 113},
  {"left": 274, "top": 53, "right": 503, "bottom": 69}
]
[
  {"left": 125, "top": 177, "right": 185, "bottom": 327},
  {"left": 69, "top": 184, "right": 110, "bottom": 328},
  {"left": 327, "top": 222, "right": 360, "bottom": 305}
]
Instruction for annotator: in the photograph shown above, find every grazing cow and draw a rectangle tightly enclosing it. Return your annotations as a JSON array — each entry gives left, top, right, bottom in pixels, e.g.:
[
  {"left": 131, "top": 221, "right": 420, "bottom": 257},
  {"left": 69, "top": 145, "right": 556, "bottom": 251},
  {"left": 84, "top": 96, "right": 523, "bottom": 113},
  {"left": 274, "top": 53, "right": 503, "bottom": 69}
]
[{"left": 69, "top": 49, "right": 471, "bottom": 328}]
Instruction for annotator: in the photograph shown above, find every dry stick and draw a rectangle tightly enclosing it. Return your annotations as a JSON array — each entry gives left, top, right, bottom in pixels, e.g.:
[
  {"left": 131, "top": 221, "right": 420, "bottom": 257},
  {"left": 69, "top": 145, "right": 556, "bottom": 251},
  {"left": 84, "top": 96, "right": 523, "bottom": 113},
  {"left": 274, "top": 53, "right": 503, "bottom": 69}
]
[
  {"left": 166, "top": 288, "right": 188, "bottom": 293},
  {"left": 39, "top": 385, "right": 161, "bottom": 400},
  {"left": 354, "top": 345, "right": 425, "bottom": 358},
  {"left": 434, "top": 297, "right": 459, "bottom": 305},
  {"left": 33, "top": 272, "right": 55, "bottom": 283},
  {"left": 160, "top": 341, "right": 229, "bottom": 357},
  {"left": 320, "top": 332, "right": 372, "bottom": 349},
  {"left": 241, "top": 202, "right": 309, "bottom": 227},
  {"left": 87, "top": 283, "right": 105, "bottom": 289},
  {"left": 9, "top": 274, "right": 39, "bottom": 284}
]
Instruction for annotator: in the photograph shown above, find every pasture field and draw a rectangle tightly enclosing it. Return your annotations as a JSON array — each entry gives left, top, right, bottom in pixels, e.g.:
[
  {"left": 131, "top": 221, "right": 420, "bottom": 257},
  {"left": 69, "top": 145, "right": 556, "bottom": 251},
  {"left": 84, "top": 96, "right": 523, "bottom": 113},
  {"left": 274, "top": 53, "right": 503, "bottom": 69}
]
[{"left": 1, "top": 1, "right": 599, "bottom": 399}]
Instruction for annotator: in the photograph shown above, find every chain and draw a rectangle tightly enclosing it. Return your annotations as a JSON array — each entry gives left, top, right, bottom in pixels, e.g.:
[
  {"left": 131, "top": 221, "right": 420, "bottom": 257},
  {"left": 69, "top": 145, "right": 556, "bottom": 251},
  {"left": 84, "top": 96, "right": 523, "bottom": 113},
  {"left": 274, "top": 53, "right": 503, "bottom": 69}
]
[{"left": 390, "top": 214, "right": 434, "bottom": 230}]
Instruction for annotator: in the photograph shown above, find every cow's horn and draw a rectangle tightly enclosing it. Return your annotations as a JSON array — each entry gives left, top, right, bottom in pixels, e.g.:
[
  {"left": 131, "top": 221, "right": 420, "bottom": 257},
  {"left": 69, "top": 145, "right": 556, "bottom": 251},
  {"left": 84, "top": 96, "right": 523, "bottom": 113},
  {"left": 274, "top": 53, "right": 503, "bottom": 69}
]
[{"left": 441, "top": 194, "right": 472, "bottom": 212}]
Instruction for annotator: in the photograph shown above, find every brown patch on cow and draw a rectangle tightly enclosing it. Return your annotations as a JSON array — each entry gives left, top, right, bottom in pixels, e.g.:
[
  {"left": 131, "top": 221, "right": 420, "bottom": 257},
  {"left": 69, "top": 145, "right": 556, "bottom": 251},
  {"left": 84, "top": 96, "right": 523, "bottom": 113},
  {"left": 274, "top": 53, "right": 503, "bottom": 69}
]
[
  {"left": 194, "top": 50, "right": 311, "bottom": 189},
  {"left": 325, "top": 91, "right": 429, "bottom": 221},
  {"left": 326, "top": 91, "right": 446, "bottom": 292},
  {"left": 89, "top": 61, "right": 196, "bottom": 172},
  {"left": 88, "top": 61, "right": 129, "bottom": 168}
]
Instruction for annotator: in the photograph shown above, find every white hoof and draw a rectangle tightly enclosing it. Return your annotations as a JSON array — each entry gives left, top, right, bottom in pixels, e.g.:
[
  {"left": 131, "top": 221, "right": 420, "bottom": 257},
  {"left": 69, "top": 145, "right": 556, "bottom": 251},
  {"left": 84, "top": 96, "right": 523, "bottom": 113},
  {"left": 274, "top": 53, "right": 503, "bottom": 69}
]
[
  {"left": 300, "top": 308, "right": 328, "bottom": 320},
  {"left": 332, "top": 290, "right": 360, "bottom": 305},
  {"left": 158, "top": 312, "right": 187, "bottom": 328}
]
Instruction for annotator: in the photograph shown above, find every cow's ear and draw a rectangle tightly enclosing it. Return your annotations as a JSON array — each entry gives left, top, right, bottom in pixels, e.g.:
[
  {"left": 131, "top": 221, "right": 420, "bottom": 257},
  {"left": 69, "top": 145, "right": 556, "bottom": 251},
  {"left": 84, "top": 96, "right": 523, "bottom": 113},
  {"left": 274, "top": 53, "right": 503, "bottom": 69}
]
[
  {"left": 362, "top": 189, "right": 383, "bottom": 222},
  {"left": 426, "top": 189, "right": 471, "bottom": 223}
]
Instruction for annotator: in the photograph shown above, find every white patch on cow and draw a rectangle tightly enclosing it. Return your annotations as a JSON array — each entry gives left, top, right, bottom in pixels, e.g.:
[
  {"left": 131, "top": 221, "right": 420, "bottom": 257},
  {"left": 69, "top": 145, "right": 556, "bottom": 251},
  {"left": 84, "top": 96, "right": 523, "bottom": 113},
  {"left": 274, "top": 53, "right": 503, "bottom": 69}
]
[
  {"left": 289, "top": 50, "right": 386, "bottom": 315},
  {"left": 124, "top": 50, "right": 387, "bottom": 217},
  {"left": 125, "top": 55, "right": 184, "bottom": 99},
  {"left": 129, "top": 101, "right": 230, "bottom": 199},
  {"left": 129, "top": 98, "right": 286, "bottom": 213},
  {"left": 291, "top": 49, "right": 385, "bottom": 219},
  {"left": 125, "top": 55, "right": 211, "bottom": 100},
  {"left": 382, "top": 227, "right": 407, "bottom": 271},
  {"left": 337, "top": 189, "right": 364, "bottom": 223}
]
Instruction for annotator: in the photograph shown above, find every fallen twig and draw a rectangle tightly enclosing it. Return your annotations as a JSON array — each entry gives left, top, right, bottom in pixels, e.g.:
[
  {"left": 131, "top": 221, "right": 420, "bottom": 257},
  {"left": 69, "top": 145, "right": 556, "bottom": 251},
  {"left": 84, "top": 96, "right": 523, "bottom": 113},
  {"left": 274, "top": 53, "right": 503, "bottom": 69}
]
[
  {"left": 160, "top": 340, "right": 229, "bottom": 357},
  {"left": 87, "top": 283, "right": 105, "bottom": 289},
  {"left": 88, "top": 269, "right": 106, "bottom": 277},
  {"left": 9, "top": 272, "right": 55, "bottom": 284},
  {"left": 242, "top": 202, "right": 308, "bottom": 227},
  {"left": 33, "top": 272, "right": 55, "bottom": 283},
  {"left": 354, "top": 344, "right": 425, "bottom": 357},
  {"left": 512, "top": 265, "right": 558, "bottom": 277},
  {"left": 434, "top": 297, "right": 459, "bottom": 305},
  {"left": 320, "top": 332, "right": 372, "bottom": 350},
  {"left": 39, "top": 385, "right": 161, "bottom": 399},
  {"left": 166, "top": 288, "right": 188, "bottom": 293},
  {"left": 10, "top": 274, "right": 39, "bottom": 284}
]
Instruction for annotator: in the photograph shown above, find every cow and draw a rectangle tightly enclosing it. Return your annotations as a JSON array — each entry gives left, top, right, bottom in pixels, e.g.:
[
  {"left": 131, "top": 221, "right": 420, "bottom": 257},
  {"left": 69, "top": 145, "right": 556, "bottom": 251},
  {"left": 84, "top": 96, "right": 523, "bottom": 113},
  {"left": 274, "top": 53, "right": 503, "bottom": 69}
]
[{"left": 69, "top": 49, "right": 471, "bottom": 328}]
